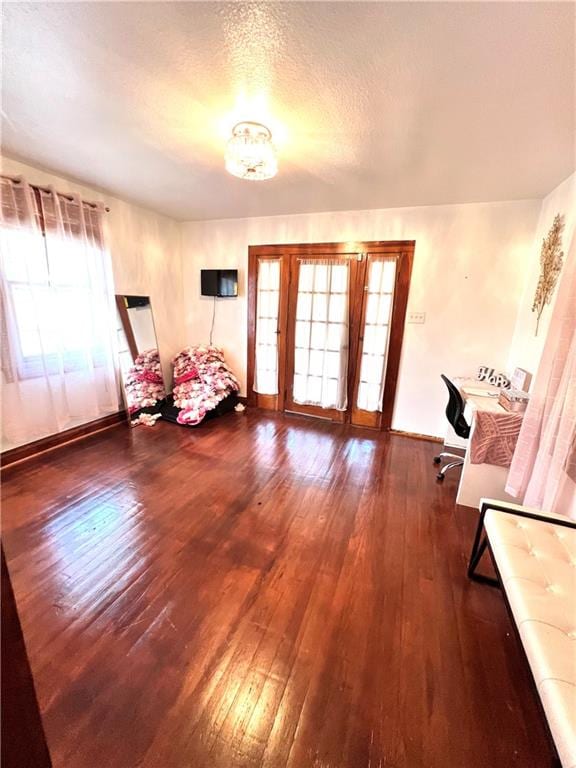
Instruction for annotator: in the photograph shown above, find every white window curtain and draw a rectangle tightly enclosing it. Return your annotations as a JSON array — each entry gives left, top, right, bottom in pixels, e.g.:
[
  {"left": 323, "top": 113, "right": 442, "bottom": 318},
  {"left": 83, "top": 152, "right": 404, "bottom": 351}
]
[
  {"left": 357, "top": 258, "right": 396, "bottom": 412},
  {"left": 293, "top": 259, "right": 349, "bottom": 410},
  {"left": 253, "top": 258, "right": 281, "bottom": 395},
  {"left": 0, "top": 177, "right": 119, "bottom": 450},
  {"left": 506, "top": 233, "right": 576, "bottom": 516}
]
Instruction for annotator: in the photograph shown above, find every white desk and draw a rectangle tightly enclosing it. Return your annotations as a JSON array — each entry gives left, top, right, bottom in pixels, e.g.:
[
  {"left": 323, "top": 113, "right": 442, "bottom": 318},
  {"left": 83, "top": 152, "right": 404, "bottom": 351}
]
[{"left": 453, "top": 384, "right": 522, "bottom": 508}]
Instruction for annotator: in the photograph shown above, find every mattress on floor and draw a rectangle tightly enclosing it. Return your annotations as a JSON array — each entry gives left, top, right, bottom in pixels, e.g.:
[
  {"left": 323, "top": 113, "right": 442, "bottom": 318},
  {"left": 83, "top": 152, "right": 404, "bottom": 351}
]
[{"left": 160, "top": 393, "right": 238, "bottom": 426}]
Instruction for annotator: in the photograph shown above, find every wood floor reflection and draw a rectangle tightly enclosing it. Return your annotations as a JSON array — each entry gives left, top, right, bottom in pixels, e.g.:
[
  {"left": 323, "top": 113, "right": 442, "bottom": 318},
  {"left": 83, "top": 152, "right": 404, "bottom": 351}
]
[{"left": 2, "top": 412, "right": 553, "bottom": 767}]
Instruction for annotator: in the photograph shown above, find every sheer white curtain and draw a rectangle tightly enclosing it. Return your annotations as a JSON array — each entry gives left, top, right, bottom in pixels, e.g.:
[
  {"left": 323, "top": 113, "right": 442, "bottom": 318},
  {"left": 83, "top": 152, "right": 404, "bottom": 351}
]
[
  {"left": 254, "top": 258, "right": 280, "bottom": 395},
  {"left": 357, "top": 258, "right": 396, "bottom": 411},
  {"left": 1, "top": 177, "right": 119, "bottom": 450},
  {"left": 506, "top": 234, "right": 576, "bottom": 516},
  {"left": 293, "top": 259, "right": 349, "bottom": 410}
]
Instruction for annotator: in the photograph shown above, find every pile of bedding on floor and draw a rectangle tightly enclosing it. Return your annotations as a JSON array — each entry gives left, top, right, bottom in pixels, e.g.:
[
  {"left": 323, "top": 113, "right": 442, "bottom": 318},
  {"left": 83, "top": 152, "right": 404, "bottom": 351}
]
[
  {"left": 172, "top": 345, "right": 240, "bottom": 426},
  {"left": 124, "top": 348, "right": 166, "bottom": 414}
]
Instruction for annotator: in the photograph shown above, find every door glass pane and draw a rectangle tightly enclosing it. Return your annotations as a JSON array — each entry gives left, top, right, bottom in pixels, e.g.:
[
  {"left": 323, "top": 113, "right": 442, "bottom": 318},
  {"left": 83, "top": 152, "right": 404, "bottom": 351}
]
[
  {"left": 312, "top": 293, "right": 328, "bottom": 321},
  {"left": 254, "top": 259, "right": 280, "bottom": 395},
  {"left": 292, "top": 261, "right": 349, "bottom": 410},
  {"left": 325, "top": 350, "right": 341, "bottom": 378},
  {"left": 309, "top": 349, "right": 324, "bottom": 373},
  {"left": 296, "top": 291, "right": 312, "bottom": 320},
  {"left": 328, "top": 293, "right": 346, "bottom": 322},
  {"left": 310, "top": 321, "right": 326, "bottom": 349},
  {"left": 368, "top": 259, "right": 395, "bottom": 293},
  {"left": 326, "top": 322, "right": 342, "bottom": 350},
  {"left": 293, "top": 373, "right": 307, "bottom": 402},
  {"left": 307, "top": 375, "right": 322, "bottom": 403},
  {"left": 357, "top": 258, "right": 396, "bottom": 412},
  {"left": 294, "top": 348, "right": 309, "bottom": 375},
  {"left": 313, "top": 265, "right": 329, "bottom": 292},
  {"left": 295, "top": 320, "right": 310, "bottom": 349}
]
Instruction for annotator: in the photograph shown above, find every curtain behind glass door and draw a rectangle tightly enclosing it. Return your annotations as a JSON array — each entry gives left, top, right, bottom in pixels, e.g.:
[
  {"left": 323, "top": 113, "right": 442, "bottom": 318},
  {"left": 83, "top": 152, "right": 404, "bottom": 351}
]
[
  {"left": 253, "top": 258, "right": 281, "bottom": 395},
  {"left": 292, "top": 259, "right": 349, "bottom": 411},
  {"left": 356, "top": 257, "right": 396, "bottom": 412}
]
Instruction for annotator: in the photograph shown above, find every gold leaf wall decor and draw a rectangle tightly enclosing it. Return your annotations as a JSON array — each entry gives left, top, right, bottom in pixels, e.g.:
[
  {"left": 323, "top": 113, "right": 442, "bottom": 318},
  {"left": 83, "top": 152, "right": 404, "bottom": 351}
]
[{"left": 532, "top": 213, "right": 565, "bottom": 336}]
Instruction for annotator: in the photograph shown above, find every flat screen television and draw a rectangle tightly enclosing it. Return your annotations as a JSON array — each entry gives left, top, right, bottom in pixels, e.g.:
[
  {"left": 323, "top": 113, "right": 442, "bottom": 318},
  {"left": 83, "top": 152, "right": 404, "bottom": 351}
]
[{"left": 201, "top": 269, "right": 238, "bottom": 298}]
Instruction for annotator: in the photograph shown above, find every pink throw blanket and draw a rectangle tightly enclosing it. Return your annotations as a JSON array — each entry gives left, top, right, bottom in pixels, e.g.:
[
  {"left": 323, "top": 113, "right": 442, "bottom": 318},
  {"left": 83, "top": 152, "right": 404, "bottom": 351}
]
[{"left": 470, "top": 410, "right": 523, "bottom": 468}]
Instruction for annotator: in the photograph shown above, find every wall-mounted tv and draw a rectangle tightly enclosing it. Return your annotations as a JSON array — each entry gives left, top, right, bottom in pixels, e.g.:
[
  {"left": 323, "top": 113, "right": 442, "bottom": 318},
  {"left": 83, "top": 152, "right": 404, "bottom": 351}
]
[{"left": 201, "top": 269, "right": 238, "bottom": 298}]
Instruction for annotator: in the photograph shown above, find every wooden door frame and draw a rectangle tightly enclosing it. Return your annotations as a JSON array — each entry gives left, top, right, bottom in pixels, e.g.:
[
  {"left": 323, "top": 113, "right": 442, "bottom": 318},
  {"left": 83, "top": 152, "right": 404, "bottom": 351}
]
[
  {"left": 247, "top": 240, "right": 415, "bottom": 430},
  {"left": 247, "top": 251, "right": 290, "bottom": 411},
  {"left": 377, "top": 247, "right": 414, "bottom": 429}
]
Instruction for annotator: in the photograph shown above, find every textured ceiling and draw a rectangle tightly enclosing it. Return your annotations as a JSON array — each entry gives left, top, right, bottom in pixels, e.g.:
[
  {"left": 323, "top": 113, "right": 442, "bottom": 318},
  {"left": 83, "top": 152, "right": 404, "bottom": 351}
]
[{"left": 2, "top": 2, "right": 575, "bottom": 221}]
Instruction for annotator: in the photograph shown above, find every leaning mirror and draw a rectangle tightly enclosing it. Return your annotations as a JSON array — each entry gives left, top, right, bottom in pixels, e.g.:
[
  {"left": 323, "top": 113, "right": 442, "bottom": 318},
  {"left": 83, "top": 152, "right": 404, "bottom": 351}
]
[{"left": 115, "top": 295, "right": 166, "bottom": 426}]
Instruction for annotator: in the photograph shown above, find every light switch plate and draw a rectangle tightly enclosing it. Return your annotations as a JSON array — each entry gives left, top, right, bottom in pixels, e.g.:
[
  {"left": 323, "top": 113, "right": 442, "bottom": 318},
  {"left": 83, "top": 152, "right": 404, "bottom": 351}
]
[{"left": 408, "top": 311, "right": 426, "bottom": 324}]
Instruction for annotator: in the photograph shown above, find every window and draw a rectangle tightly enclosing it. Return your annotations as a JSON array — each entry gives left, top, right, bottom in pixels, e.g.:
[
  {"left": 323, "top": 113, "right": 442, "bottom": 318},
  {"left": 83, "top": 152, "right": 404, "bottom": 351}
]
[
  {"left": 1, "top": 184, "right": 109, "bottom": 380},
  {"left": 1, "top": 176, "right": 118, "bottom": 448}
]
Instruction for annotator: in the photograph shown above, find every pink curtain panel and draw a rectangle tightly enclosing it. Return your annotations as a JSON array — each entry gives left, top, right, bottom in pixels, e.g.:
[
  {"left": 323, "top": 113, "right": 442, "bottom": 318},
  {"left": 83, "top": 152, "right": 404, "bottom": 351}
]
[{"left": 506, "top": 234, "right": 576, "bottom": 516}]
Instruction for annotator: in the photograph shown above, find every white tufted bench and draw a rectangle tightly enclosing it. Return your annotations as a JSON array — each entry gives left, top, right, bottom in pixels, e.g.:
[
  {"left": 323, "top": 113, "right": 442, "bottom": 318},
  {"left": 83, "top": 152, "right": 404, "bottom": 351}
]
[{"left": 468, "top": 499, "right": 576, "bottom": 768}]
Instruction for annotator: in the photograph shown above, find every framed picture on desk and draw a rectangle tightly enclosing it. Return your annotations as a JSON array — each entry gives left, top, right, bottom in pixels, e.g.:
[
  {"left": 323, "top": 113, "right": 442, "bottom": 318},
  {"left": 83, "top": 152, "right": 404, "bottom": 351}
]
[{"left": 510, "top": 367, "right": 532, "bottom": 392}]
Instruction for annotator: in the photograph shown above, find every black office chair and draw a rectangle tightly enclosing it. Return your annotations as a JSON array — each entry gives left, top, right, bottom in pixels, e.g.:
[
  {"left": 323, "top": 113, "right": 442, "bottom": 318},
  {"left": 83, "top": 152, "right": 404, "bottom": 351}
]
[{"left": 434, "top": 374, "right": 471, "bottom": 481}]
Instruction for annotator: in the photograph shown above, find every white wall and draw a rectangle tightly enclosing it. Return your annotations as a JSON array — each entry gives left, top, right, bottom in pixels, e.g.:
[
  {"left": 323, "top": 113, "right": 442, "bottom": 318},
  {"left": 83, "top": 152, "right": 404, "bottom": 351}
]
[
  {"left": 1, "top": 156, "right": 185, "bottom": 388},
  {"left": 5, "top": 154, "right": 559, "bottom": 441},
  {"left": 181, "top": 199, "right": 540, "bottom": 437},
  {"left": 508, "top": 172, "right": 576, "bottom": 379}
]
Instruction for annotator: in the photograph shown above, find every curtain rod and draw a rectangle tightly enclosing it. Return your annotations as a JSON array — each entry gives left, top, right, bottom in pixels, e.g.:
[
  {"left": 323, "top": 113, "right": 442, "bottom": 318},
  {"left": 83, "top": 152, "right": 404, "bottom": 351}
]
[{"left": 1, "top": 174, "right": 111, "bottom": 212}]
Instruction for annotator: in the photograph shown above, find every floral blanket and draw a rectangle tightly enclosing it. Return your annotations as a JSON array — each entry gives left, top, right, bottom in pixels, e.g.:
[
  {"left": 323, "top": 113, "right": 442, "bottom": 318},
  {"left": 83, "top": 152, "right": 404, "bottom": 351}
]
[
  {"left": 172, "top": 345, "right": 239, "bottom": 426},
  {"left": 125, "top": 348, "right": 166, "bottom": 414}
]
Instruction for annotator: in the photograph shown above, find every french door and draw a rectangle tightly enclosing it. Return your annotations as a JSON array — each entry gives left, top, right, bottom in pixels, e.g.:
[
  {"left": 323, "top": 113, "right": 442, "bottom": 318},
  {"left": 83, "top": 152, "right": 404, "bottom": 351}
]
[{"left": 248, "top": 241, "right": 414, "bottom": 430}]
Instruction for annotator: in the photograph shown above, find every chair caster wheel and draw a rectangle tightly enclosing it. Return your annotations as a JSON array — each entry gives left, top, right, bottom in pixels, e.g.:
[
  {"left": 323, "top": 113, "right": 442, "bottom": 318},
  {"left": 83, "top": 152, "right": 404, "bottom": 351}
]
[
  {"left": 436, "top": 473, "right": 445, "bottom": 481},
  {"left": 433, "top": 456, "right": 441, "bottom": 464}
]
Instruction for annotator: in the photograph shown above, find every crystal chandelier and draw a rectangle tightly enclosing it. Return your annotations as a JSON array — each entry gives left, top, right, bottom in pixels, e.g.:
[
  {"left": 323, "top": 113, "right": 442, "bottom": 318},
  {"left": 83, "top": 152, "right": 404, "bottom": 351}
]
[{"left": 225, "top": 121, "right": 277, "bottom": 181}]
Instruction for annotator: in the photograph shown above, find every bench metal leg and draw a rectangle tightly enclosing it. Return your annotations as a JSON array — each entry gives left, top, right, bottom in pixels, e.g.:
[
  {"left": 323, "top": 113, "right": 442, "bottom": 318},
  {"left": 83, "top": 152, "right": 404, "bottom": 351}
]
[
  {"left": 468, "top": 534, "right": 488, "bottom": 577},
  {"left": 467, "top": 508, "right": 499, "bottom": 587},
  {"left": 467, "top": 535, "right": 499, "bottom": 587}
]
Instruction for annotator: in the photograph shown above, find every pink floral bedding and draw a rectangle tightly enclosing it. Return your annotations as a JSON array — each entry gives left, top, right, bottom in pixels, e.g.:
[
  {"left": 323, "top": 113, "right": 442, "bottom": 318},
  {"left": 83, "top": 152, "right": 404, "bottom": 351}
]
[
  {"left": 172, "top": 345, "right": 240, "bottom": 426},
  {"left": 124, "top": 348, "right": 166, "bottom": 414}
]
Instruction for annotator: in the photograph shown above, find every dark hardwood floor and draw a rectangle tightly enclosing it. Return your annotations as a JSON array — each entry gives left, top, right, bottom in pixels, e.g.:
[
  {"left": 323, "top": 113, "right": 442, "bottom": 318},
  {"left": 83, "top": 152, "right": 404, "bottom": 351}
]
[{"left": 1, "top": 411, "right": 553, "bottom": 768}]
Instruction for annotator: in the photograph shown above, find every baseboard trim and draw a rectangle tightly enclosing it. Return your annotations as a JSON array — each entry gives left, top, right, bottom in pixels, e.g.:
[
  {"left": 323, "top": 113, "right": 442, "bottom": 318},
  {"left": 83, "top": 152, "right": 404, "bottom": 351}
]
[
  {"left": 389, "top": 429, "right": 443, "bottom": 443},
  {"left": 1, "top": 411, "right": 127, "bottom": 469},
  {"left": 457, "top": 503, "right": 478, "bottom": 514}
]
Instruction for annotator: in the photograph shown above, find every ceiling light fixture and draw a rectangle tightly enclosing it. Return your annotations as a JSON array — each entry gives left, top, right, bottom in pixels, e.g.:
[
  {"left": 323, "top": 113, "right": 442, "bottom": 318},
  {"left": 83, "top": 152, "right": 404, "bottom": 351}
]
[{"left": 225, "top": 121, "right": 277, "bottom": 181}]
